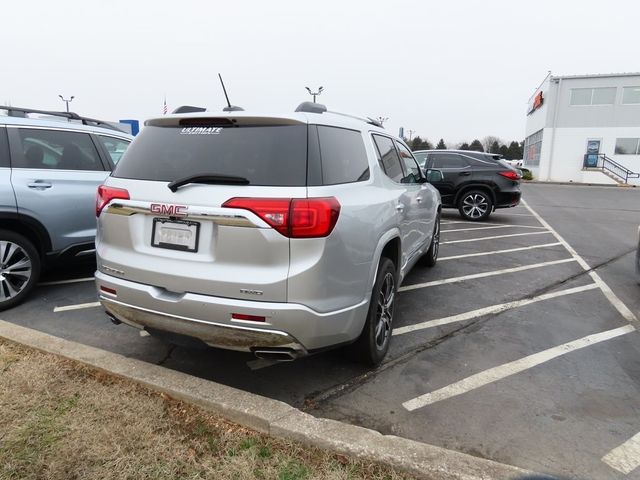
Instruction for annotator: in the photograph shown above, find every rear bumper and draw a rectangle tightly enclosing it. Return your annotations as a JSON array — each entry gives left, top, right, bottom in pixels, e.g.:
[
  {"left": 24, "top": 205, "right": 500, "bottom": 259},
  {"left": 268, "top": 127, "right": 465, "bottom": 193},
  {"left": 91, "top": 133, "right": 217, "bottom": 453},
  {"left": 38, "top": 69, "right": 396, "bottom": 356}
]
[
  {"left": 495, "top": 190, "right": 522, "bottom": 208},
  {"left": 95, "top": 271, "right": 369, "bottom": 353}
]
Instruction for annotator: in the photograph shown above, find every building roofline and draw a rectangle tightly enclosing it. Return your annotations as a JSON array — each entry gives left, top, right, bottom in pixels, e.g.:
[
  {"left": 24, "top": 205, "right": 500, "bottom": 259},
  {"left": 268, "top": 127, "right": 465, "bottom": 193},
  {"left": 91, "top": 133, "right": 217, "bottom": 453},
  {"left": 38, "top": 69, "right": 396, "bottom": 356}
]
[{"left": 551, "top": 72, "right": 640, "bottom": 81}]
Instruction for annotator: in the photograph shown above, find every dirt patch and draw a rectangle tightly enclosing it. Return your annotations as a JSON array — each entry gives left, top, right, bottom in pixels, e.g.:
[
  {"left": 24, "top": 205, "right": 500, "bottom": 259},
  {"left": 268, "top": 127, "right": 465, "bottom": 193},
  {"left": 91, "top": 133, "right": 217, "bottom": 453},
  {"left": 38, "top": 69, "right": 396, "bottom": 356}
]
[{"left": 0, "top": 340, "right": 413, "bottom": 480}]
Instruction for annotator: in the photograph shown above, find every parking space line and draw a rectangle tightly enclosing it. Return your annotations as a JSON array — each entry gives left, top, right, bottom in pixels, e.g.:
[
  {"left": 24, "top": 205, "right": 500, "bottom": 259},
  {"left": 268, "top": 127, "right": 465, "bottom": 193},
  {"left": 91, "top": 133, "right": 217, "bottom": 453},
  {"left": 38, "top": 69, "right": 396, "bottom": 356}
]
[
  {"left": 394, "top": 283, "right": 598, "bottom": 336},
  {"left": 522, "top": 200, "right": 638, "bottom": 323},
  {"left": 402, "top": 324, "right": 635, "bottom": 411},
  {"left": 439, "top": 242, "right": 562, "bottom": 261},
  {"left": 440, "top": 220, "right": 539, "bottom": 227},
  {"left": 399, "top": 258, "right": 575, "bottom": 292},
  {"left": 601, "top": 431, "right": 640, "bottom": 474},
  {"left": 441, "top": 224, "right": 546, "bottom": 233},
  {"left": 441, "top": 231, "right": 552, "bottom": 244},
  {"left": 53, "top": 301, "right": 101, "bottom": 313},
  {"left": 497, "top": 212, "right": 534, "bottom": 217},
  {"left": 39, "top": 277, "right": 94, "bottom": 286}
]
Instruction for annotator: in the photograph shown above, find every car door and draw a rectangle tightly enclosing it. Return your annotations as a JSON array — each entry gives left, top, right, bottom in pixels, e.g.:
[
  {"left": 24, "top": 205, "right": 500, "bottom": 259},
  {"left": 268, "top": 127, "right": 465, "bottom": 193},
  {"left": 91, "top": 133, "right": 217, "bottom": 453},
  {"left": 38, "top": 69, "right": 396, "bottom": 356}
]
[
  {"left": 427, "top": 152, "right": 470, "bottom": 205},
  {"left": 371, "top": 134, "right": 421, "bottom": 270},
  {"left": 394, "top": 140, "right": 433, "bottom": 250},
  {"left": 7, "top": 127, "right": 110, "bottom": 253},
  {"left": 0, "top": 127, "right": 16, "bottom": 216}
]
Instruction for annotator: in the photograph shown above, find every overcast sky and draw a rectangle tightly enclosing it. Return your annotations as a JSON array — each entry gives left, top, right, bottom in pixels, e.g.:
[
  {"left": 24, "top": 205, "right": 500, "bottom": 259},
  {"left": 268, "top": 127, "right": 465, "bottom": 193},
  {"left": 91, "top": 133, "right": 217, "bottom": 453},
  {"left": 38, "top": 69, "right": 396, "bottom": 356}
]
[{"left": 2, "top": 0, "right": 638, "bottom": 144}]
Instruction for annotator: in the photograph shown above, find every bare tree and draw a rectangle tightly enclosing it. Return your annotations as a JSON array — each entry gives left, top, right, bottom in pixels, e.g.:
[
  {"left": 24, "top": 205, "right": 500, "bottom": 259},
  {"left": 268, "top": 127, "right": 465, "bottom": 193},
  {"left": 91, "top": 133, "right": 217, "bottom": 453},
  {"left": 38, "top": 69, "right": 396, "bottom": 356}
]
[{"left": 482, "top": 136, "right": 502, "bottom": 153}]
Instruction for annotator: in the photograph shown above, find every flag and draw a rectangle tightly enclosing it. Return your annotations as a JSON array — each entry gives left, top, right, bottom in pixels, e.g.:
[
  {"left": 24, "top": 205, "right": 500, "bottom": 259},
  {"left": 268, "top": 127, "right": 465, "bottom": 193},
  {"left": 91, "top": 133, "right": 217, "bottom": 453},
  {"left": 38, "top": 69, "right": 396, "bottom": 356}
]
[{"left": 163, "top": 96, "right": 167, "bottom": 115}]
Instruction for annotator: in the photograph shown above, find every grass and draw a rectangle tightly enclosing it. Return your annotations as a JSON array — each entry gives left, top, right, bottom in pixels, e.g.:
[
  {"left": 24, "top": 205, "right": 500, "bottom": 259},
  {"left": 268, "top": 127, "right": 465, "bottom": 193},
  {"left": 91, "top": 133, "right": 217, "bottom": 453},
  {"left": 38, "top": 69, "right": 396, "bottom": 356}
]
[{"left": 0, "top": 340, "right": 413, "bottom": 480}]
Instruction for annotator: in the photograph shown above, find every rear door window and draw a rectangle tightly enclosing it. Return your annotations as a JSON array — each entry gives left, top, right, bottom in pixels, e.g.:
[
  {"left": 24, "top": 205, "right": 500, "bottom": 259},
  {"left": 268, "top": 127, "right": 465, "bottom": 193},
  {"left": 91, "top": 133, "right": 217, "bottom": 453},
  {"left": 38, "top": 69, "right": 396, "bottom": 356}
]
[
  {"left": 395, "top": 141, "right": 422, "bottom": 184},
  {"left": 430, "top": 153, "right": 468, "bottom": 169},
  {"left": 317, "top": 126, "right": 369, "bottom": 185},
  {"left": 0, "top": 128, "right": 9, "bottom": 168},
  {"left": 97, "top": 135, "right": 131, "bottom": 166},
  {"left": 11, "top": 128, "right": 105, "bottom": 171},
  {"left": 113, "top": 124, "right": 308, "bottom": 186},
  {"left": 372, "top": 134, "right": 403, "bottom": 183}
]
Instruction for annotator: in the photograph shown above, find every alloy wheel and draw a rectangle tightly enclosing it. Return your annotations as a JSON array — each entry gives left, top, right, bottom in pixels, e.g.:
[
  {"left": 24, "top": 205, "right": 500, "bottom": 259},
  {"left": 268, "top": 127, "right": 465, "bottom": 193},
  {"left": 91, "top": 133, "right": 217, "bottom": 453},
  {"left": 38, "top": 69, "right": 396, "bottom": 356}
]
[
  {"left": 0, "top": 241, "right": 32, "bottom": 302},
  {"left": 375, "top": 272, "right": 395, "bottom": 349},
  {"left": 462, "top": 193, "right": 489, "bottom": 219}
]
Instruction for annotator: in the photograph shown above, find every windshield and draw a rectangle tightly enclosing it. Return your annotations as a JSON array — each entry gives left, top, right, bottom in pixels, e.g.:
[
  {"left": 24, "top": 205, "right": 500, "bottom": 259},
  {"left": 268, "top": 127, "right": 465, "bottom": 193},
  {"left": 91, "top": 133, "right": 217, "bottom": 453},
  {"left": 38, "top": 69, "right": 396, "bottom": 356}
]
[
  {"left": 113, "top": 124, "right": 308, "bottom": 186},
  {"left": 413, "top": 152, "right": 428, "bottom": 168}
]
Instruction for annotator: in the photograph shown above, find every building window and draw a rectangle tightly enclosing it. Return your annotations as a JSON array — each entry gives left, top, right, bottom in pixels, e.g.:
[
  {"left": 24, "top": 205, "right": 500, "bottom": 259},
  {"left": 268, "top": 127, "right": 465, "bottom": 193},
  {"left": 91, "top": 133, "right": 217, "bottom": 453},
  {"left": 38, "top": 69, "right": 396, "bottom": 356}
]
[
  {"left": 615, "top": 138, "right": 640, "bottom": 155},
  {"left": 570, "top": 87, "right": 616, "bottom": 106},
  {"left": 524, "top": 129, "right": 543, "bottom": 166},
  {"left": 622, "top": 86, "right": 640, "bottom": 104}
]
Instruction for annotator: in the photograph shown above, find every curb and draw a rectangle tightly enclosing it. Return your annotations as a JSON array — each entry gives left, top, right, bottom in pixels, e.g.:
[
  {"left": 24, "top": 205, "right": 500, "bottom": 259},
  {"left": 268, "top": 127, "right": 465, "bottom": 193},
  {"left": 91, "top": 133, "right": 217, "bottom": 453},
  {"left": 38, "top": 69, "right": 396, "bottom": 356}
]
[
  {"left": 523, "top": 180, "right": 637, "bottom": 188},
  {"left": 0, "top": 320, "right": 551, "bottom": 480}
]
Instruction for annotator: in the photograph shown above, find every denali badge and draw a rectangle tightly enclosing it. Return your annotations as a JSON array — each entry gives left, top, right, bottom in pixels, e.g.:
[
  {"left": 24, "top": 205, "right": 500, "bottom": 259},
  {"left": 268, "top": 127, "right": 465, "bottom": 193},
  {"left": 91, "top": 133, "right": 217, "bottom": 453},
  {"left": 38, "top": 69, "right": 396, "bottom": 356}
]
[
  {"left": 240, "top": 289, "right": 264, "bottom": 296},
  {"left": 150, "top": 203, "right": 187, "bottom": 217},
  {"left": 179, "top": 127, "right": 222, "bottom": 135}
]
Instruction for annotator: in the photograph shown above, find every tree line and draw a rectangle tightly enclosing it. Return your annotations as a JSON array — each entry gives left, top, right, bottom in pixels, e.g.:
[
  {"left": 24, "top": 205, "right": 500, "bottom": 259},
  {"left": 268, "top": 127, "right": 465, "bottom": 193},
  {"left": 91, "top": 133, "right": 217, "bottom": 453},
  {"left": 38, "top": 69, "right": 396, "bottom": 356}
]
[{"left": 406, "top": 135, "right": 524, "bottom": 160}]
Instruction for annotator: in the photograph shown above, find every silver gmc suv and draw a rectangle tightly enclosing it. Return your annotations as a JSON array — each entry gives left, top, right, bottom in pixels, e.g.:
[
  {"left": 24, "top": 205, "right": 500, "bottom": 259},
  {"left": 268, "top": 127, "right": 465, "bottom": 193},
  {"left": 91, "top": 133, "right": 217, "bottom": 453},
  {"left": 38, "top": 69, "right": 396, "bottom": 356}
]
[{"left": 95, "top": 102, "right": 442, "bottom": 365}]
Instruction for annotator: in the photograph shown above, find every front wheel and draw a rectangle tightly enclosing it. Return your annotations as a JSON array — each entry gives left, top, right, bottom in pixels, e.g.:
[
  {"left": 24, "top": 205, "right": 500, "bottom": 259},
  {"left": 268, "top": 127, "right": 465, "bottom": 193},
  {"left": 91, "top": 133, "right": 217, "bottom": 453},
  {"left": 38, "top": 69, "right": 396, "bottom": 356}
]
[
  {"left": 420, "top": 212, "right": 440, "bottom": 267},
  {"left": 0, "top": 230, "right": 41, "bottom": 311},
  {"left": 458, "top": 190, "right": 493, "bottom": 221},
  {"left": 346, "top": 257, "right": 396, "bottom": 366}
]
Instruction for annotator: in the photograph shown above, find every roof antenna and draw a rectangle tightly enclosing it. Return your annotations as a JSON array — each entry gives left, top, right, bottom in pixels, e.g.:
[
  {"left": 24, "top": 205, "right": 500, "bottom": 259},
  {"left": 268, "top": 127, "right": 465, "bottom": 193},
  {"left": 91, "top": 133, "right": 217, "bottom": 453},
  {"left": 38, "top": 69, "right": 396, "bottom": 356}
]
[{"left": 218, "top": 74, "right": 244, "bottom": 112}]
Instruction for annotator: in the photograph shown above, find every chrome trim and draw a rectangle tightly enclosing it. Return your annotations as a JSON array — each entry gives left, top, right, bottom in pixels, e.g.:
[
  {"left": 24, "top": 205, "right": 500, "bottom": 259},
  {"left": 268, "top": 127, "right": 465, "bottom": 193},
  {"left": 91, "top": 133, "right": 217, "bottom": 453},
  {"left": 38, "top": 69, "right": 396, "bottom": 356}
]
[
  {"left": 105, "top": 203, "right": 257, "bottom": 227},
  {"left": 100, "top": 296, "right": 308, "bottom": 354},
  {"left": 5, "top": 124, "right": 130, "bottom": 140}
]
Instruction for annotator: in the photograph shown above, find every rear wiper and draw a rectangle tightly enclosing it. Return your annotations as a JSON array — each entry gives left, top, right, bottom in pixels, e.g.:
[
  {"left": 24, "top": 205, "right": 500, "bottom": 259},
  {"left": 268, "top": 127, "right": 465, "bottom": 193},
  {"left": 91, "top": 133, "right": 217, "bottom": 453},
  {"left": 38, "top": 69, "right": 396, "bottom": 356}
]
[{"left": 167, "top": 173, "right": 250, "bottom": 192}]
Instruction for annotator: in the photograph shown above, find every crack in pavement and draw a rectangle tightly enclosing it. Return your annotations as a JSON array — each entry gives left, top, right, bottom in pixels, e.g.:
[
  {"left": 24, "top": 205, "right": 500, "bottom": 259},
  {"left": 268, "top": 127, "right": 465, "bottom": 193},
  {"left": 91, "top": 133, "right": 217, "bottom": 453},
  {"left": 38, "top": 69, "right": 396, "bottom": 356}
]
[
  {"left": 305, "top": 247, "right": 637, "bottom": 407},
  {"left": 157, "top": 344, "right": 176, "bottom": 366}
]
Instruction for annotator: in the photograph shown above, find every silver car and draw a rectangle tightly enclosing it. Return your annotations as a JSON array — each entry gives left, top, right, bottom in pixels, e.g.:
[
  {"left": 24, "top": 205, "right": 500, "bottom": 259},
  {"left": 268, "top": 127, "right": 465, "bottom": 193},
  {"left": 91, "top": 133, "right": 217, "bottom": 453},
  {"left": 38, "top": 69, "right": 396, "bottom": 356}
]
[{"left": 95, "top": 103, "right": 442, "bottom": 365}]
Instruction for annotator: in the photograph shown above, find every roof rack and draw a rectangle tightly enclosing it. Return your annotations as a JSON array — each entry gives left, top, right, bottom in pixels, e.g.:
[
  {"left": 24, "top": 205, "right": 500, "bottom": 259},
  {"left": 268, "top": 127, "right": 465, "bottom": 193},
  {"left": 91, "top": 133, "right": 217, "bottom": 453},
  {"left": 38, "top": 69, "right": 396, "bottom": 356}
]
[
  {"left": 0, "top": 105, "right": 126, "bottom": 133},
  {"left": 327, "top": 110, "right": 384, "bottom": 128},
  {"left": 294, "top": 102, "right": 384, "bottom": 128}
]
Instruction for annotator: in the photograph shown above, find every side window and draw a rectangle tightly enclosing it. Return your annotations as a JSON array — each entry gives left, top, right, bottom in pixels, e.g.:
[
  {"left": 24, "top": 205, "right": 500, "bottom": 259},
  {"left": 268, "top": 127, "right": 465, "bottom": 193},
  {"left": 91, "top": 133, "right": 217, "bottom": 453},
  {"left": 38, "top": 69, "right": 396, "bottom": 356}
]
[
  {"left": 413, "top": 152, "right": 429, "bottom": 168},
  {"left": 431, "top": 153, "right": 468, "bottom": 169},
  {"left": 97, "top": 136, "right": 131, "bottom": 166},
  {"left": 372, "top": 134, "right": 403, "bottom": 183},
  {"left": 12, "top": 128, "right": 104, "bottom": 171},
  {"left": 0, "top": 128, "right": 9, "bottom": 168},
  {"left": 317, "top": 126, "right": 369, "bottom": 185},
  {"left": 395, "top": 141, "right": 422, "bottom": 184}
]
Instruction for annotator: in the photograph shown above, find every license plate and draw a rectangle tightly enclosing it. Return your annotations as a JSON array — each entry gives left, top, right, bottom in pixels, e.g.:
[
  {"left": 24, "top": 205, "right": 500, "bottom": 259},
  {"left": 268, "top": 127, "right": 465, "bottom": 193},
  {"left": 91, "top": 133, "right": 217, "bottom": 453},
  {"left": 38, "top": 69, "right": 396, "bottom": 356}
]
[{"left": 151, "top": 218, "right": 200, "bottom": 252}]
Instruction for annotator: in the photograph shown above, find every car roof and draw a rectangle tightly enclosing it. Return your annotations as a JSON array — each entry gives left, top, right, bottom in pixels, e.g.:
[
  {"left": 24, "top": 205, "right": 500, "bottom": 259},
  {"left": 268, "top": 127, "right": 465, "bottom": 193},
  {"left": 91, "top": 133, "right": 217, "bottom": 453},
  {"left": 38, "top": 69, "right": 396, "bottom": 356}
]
[
  {"left": 145, "top": 109, "right": 389, "bottom": 136},
  {"left": 0, "top": 114, "right": 133, "bottom": 139}
]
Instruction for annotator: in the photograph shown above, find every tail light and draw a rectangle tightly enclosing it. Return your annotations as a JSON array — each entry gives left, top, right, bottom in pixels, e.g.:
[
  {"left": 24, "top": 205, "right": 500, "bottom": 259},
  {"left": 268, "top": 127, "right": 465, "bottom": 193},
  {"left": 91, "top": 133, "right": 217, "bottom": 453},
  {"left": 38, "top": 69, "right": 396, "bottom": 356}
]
[
  {"left": 222, "top": 197, "right": 340, "bottom": 238},
  {"left": 231, "top": 313, "right": 266, "bottom": 322},
  {"left": 96, "top": 185, "right": 129, "bottom": 216},
  {"left": 498, "top": 171, "right": 521, "bottom": 181}
]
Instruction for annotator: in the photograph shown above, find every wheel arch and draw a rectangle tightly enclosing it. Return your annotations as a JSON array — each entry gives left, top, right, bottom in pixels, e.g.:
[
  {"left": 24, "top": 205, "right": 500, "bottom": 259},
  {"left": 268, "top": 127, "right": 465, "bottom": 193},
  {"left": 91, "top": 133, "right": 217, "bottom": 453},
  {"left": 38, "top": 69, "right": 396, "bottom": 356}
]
[
  {"left": 454, "top": 183, "right": 497, "bottom": 206},
  {"left": 369, "top": 230, "right": 402, "bottom": 290},
  {"left": 0, "top": 213, "right": 52, "bottom": 258}
]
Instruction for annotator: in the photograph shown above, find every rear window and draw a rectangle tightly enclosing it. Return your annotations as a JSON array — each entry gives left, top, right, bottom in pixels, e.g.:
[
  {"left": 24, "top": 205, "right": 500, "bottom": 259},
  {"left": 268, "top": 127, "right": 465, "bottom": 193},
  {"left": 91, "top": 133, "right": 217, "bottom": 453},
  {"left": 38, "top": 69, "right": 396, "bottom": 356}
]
[
  {"left": 316, "top": 126, "right": 369, "bottom": 185},
  {"left": 113, "top": 125, "right": 307, "bottom": 186}
]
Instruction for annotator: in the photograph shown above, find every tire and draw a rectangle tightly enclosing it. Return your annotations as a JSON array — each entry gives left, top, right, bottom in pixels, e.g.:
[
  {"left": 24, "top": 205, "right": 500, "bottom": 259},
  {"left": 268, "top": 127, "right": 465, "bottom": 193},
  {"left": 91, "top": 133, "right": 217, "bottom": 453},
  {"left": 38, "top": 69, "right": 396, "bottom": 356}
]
[
  {"left": 458, "top": 190, "right": 493, "bottom": 221},
  {"left": 0, "top": 230, "right": 41, "bottom": 311},
  {"left": 346, "top": 257, "right": 397, "bottom": 366},
  {"left": 420, "top": 212, "right": 440, "bottom": 267}
]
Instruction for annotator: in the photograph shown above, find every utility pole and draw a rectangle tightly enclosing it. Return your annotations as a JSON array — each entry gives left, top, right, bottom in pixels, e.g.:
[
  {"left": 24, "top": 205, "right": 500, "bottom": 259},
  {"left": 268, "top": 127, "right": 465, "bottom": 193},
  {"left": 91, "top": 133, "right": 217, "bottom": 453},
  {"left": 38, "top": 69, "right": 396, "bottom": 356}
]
[
  {"left": 407, "top": 129, "right": 415, "bottom": 141},
  {"left": 305, "top": 86, "right": 324, "bottom": 103},
  {"left": 58, "top": 95, "right": 74, "bottom": 112}
]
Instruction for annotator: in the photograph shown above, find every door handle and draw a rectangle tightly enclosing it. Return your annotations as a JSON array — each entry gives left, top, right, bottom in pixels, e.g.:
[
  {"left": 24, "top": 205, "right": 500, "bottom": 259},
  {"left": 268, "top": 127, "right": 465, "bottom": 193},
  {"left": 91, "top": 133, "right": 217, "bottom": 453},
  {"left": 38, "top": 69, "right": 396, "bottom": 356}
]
[
  {"left": 416, "top": 196, "right": 423, "bottom": 203},
  {"left": 27, "top": 181, "right": 52, "bottom": 189},
  {"left": 459, "top": 171, "right": 471, "bottom": 176},
  {"left": 396, "top": 204, "right": 405, "bottom": 213}
]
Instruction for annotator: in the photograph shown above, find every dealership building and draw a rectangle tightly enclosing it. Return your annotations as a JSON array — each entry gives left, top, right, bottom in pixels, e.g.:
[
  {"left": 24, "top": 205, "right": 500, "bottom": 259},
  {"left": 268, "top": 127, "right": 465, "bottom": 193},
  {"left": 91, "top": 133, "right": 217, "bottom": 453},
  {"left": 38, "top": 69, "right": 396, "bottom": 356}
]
[{"left": 524, "top": 72, "right": 640, "bottom": 185}]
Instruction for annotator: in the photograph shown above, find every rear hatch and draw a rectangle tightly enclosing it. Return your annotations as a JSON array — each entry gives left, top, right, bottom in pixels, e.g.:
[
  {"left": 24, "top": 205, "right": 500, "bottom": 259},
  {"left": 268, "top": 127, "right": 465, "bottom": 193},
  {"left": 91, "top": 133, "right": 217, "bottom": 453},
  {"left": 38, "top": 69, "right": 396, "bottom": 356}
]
[{"left": 96, "top": 115, "right": 309, "bottom": 302}]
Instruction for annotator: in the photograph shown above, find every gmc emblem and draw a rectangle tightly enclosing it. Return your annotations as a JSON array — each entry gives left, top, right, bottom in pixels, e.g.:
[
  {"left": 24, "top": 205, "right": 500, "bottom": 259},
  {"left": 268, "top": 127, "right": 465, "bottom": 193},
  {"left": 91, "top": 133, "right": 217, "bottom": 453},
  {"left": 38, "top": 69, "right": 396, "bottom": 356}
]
[{"left": 150, "top": 203, "right": 187, "bottom": 217}]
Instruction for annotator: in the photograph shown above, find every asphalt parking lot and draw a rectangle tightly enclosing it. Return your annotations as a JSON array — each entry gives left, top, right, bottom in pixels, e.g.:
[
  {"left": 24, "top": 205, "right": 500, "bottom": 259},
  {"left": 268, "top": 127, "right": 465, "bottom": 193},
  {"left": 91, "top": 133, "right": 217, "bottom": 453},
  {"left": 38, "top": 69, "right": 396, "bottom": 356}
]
[{"left": 4, "top": 183, "right": 640, "bottom": 479}]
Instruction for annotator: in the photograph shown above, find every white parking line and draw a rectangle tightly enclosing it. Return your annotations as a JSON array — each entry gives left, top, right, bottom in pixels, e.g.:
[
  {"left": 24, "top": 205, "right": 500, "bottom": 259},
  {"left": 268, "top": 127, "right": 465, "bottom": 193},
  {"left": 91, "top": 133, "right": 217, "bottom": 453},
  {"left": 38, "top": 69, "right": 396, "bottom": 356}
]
[
  {"left": 399, "top": 258, "right": 576, "bottom": 292},
  {"left": 441, "top": 224, "right": 546, "bottom": 233},
  {"left": 441, "top": 231, "right": 552, "bottom": 245},
  {"left": 53, "top": 301, "right": 101, "bottom": 313},
  {"left": 522, "top": 200, "right": 638, "bottom": 323},
  {"left": 439, "top": 242, "right": 562, "bottom": 261},
  {"left": 602, "top": 431, "right": 640, "bottom": 474},
  {"left": 394, "top": 283, "right": 598, "bottom": 335},
  {"left": 402, "top": 324, "right": 635, "bottom": 410},
  {"left": 497, "top": 212, "right": 534, "bottom": 217},
  {"left": 39, "top": 277, "right": 94, "bottom": 286}
]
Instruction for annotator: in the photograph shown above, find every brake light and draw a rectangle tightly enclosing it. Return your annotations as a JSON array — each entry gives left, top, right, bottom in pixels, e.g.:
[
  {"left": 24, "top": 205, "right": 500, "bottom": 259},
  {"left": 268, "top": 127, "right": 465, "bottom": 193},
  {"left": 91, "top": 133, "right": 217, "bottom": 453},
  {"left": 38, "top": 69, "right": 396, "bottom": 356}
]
[
  {"left": 96, "top": 185, "right": 130, "bottom": 216},
  {"left": 498, "top": 171, "right": 521, "bottom": 181},
  {"left": 232, "top": 313, "right": 266, "bottom": 322},
  {"left": 222, "top": 197, "right": 340, "bottom": 238}
]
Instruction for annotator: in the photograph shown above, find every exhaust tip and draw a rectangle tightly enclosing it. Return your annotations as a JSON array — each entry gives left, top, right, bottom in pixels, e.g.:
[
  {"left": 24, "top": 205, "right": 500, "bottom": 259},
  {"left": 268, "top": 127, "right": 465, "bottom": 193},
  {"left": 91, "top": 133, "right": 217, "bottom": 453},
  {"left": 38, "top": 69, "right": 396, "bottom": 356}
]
[
  {"left": 253, "top": 349, "right": 297, "bottom": 362},
  {"left": 106, "top": 312, "right": 121, "bottom": 325}
]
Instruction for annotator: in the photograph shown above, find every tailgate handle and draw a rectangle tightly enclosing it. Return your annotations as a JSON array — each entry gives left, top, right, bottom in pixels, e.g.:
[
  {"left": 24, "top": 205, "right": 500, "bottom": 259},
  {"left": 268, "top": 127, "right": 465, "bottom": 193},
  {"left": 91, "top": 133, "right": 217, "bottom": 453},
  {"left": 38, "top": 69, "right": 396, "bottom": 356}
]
[{"left": 27, "top": 181, "right": 52, "bottom": 189}]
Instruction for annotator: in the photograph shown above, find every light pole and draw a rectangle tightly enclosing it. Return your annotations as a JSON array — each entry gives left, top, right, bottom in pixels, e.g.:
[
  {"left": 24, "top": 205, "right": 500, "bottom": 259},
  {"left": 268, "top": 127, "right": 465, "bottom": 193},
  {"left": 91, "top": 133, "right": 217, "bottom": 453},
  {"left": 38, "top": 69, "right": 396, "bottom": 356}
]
[
  {"left": 305, "top": 86, "right": 324, "bottom": 103},
  {"left": 58, "top": 95, "right": 74, "bottom": 112},
  {"left": 407, "top": 129, "right": 415, "bottom": 141},
  {"left": 376, "top": 116, "right": 388, "bottom": 126}
]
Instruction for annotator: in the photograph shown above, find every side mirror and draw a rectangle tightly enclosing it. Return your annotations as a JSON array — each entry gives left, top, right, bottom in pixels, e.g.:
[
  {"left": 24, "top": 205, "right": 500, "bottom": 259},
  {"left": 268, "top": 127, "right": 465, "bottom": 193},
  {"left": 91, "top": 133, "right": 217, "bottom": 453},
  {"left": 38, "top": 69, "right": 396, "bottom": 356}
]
[{"left": 425, "top": 169, "right": 443, "bottom": 183}]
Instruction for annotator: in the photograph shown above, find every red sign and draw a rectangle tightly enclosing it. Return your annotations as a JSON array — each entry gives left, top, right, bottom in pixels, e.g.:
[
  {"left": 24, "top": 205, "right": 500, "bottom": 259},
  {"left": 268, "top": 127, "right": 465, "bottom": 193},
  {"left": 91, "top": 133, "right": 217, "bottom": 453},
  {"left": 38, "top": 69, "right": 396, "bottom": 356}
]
[{"left": 528, "top": 91, "right": 544, "bottom": 115}]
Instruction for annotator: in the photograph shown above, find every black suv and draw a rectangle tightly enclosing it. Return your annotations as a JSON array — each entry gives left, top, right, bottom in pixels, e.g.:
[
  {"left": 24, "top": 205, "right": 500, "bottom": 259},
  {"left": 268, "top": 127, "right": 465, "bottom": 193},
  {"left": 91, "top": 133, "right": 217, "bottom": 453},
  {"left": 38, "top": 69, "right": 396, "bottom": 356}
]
[{"left": 413, "top": 150, "right": 521, "bottom": 221}]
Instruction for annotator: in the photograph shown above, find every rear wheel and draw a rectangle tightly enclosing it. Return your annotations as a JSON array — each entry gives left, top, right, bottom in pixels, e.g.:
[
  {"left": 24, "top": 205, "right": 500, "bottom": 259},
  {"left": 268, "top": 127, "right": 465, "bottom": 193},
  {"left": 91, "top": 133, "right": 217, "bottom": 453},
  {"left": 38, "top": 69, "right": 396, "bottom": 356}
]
[
  {"left": 0, "top": 230, "right": 41, "bottom": 311},
  {"left": 458, "top": 190, "right": 493, "bottom": 221},
  {"left": 347, "top": 257, "right": 396, "bottom": 366}
]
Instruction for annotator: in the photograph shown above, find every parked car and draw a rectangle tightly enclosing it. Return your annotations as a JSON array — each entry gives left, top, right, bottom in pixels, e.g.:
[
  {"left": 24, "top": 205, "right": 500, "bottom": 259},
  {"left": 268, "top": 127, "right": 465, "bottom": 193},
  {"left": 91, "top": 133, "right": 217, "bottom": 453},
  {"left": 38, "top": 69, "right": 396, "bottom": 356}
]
[
  {"left": 0, "top": 106, "right": 133, "bottom": 310},
  {"left": 412, "top": 149, "right": 521, "bottom": 221},
  {"left": 95, "top": 103, "right": 442, "bottom": 365}
]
